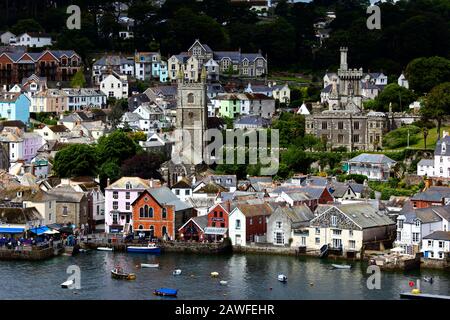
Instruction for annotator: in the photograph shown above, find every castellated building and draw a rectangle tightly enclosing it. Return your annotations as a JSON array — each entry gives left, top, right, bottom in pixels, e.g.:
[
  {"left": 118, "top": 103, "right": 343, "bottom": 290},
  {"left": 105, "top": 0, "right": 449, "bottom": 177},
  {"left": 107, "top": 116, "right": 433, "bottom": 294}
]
[{"left": 305, "top": 47, "right": 415, "bottom": 152}]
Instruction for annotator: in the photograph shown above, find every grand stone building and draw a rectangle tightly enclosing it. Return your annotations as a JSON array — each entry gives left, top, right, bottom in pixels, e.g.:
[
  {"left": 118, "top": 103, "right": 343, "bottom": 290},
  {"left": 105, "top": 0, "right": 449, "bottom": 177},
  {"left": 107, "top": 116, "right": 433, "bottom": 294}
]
[{"left": 305, "top": 47, "right": 386, "bottom": 151}]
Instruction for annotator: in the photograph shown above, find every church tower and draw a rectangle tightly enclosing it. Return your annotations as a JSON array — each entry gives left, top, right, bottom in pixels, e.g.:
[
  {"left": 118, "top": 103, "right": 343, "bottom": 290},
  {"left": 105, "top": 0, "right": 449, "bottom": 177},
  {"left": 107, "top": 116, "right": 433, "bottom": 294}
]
[{"left": 175, "top": 66, "right": 208, "bottom": 164}]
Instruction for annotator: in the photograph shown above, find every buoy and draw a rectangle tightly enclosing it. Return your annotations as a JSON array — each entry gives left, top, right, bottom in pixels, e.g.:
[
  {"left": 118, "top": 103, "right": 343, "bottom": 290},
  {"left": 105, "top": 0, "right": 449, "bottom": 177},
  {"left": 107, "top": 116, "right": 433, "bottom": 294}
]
[
  {"left": 309, "top": 282, "right": 314, "bottom": 286},
  {"left": 411, "top": 288, "right": 421, "bottom": 294},
  {"left": 211, "top": 272, "right": 219, "bottom": 277},
  {"left": 220, "top": 280, "right": 228, "bottom": 285}
]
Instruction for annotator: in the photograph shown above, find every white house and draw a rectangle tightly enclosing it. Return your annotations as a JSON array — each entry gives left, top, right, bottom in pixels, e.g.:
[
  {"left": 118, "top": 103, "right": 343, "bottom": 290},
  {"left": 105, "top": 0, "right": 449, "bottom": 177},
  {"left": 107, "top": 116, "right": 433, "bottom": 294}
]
[
  {"left": 398, "top": 73, "right": 409, "bottom": 89},
  {"left": 297, "top": 102, "right": 310, "bottom": 115},
  {"left": 417, "top": 131, "right": 450, "bottom": 178},
  {"left": 14, "top": 32, "right": 52, "bottom": 48},
  {"left": 228, "top": 206, "right": 247, "bottom": 246},
  {"left": 170, "top": 178, "right": 192, "bottom": 202},
  {"left": 395, "top": 205, "right": 449, "bottom": 255},
  {"left": 346, "top": 153, "right": 396, "bottom": 181},
  {"left": 100, "top": 72, "right": 129, "bottom": 99},
  {"left": 421, "top": 231, "right": 450, "bottom": 260}
]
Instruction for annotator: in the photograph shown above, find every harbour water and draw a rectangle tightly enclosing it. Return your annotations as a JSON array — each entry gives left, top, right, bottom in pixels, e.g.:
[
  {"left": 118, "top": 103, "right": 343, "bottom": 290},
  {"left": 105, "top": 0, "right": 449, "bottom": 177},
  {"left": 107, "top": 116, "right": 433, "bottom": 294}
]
[{"left": 0, "top": 252, "right": 448, "bottom": 300}]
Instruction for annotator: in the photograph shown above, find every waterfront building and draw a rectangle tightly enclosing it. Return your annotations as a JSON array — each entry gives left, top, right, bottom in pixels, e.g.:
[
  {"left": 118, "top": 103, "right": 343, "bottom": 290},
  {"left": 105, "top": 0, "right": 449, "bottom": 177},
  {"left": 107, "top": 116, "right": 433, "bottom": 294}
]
[
  {"left": 345, "top": 153, "right": 396, "bottom": 181},
  {"left": 47, "top": 184, "right": 88, "bottom": 227},
  {"left": 104, "top": 177, "right": 152, "bottom": 234},
  {"left": 395, "top": 204, "right": 450, "bottom": 255},
  {"left": 421, "top": 231, "right": 450, "bottom": 259},
  {"left": 308, "top": 204, "right": 396, "bottom": 259},
  {"left": 267, "top": 205, "right": 314, "bottom": 246}
]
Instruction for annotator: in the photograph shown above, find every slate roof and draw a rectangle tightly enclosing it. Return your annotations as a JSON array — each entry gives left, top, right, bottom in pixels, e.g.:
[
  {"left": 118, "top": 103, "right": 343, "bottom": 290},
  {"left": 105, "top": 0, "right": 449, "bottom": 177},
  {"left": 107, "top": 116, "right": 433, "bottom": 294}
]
[
  {"left": 94, "top": 55, "right": 133, "bottom": 66},
  {"left": 280, "top": 205, "right": 315, "bottom": 228},
  {"left": 234, "top": 115, "right": 271, "bottom": 127},
  {"left": 329, "top": 183, "right": 352, "bottom": 198},
  {"left": 417, "top": 159, "right": 434, "bottom": 167},
  {"left": 333, "top": 204, "right": 395, "bottom": 229},
  {"left": 423, "top": 231, "right": 450, "bottom": 241},
  {"left": 348, "top": 153, "right": 396, "bottom": 165},
  {"left": 172, "top": 178, "right": 192, "bottom": 189},
  {"left": 348, "top": 183, "right": 366, "bottom": 194},
  {"left": 191, "top": 215, "right": 208, "bottom": 230},
  {"left": 235, "top": 202, "right": 274, "bottom": 217},
  {"left": 435, "top": 135, "right": 450, "bottom": 156},
  {"left": 411, "top": 187, "right": 450, "bottom": 202},
  {"left": 147, "top": 187, "right": 192, "bottom": 211}
]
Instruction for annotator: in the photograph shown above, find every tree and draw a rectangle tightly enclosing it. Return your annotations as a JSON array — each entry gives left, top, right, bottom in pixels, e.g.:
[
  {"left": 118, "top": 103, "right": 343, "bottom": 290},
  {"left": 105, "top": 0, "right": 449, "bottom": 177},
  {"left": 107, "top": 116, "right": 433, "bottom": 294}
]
[
  {"left": 53, "top": 144, "right": 97, "bottom": 178},
  {"left": 70, "top": 69, "right": 86, "bottom": 88},
  {"left": 120, "top": 152, "right": 165, "bottom": 179},
  {"left": 423, "top": 82, "right": 450, "bottom": 140},
  {"left": 96, "top": 131, "right": 139, "bottom": 165},
  {"left": 11, "top": 19, "right": 43, "bottom": 35},
  {"left": 406, "top": 57, "right": 450, "bottom": 94},
  {"left": 372, "top": 83, "right": 417, "bottom": 112},
  {"left": 98, "top": 162, "right": 121, "bottom": 185}
]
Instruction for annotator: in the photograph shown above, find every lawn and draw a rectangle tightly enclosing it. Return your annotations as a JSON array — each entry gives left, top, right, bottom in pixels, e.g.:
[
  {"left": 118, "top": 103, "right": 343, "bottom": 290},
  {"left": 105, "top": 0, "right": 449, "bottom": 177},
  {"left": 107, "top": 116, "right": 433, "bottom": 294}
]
[{"left": 408, "top": 126, "right": 450, "bottom": 149}]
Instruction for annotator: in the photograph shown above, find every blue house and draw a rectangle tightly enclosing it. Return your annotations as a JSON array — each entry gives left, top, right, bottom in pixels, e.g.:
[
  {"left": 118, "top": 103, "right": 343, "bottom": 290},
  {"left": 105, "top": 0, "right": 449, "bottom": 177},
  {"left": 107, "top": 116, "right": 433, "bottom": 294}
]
[
  {"left": 0, "top": 93, "right": 30, "bottom": 123},
  {"left": 159, "top": 61, "right": 168, "bottom": 82}
]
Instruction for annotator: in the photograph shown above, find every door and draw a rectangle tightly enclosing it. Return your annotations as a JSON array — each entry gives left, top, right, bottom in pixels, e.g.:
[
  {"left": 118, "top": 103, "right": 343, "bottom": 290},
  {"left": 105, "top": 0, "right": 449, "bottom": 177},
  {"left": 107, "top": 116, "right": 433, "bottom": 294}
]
[
  {"left": 235, "top": 234, "right": 241, "bottom": 245},
  {"left": 332, "top": 238, "right": 342, "bottom": 248}
]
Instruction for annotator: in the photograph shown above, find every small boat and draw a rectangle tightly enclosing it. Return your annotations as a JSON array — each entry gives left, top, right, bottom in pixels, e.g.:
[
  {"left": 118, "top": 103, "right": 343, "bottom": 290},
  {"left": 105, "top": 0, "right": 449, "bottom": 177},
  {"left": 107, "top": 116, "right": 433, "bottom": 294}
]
[
  {"left": 211, "top": 272, "right": 219, "bottom": 277},
  {"left": 173, "top": 269, "right": 182, "bottom": 276},
  {"left": 220, "top": 280, "right": 228, "bottom": 285},
  {"left": 278, "top": 274, "right": 287, "bottom": 282},
  {"left": 141, "top": 263, "right": 160, "bottom": 268},
  {"left": 127, "top": 242, "right": 161, "bottom": 254},
  {"left": 154, "top": 288, "right": 178, "bottom": 297},
  {"left": 97, "top": 247, "right": 113, "bottom": 251},
  {"left": 332, "top": 264, "right": 352, "bottom": 269},
  {"left": 111, "top": 267, "right": 136, "bottom": 280},
  {"left": 423, "top": 276, "right": 433, "bottom": 283},
  {"left": 79, "top": 249, "right": 90, "bottom": 253},
  {"left": 61, "top": 279, "right": 74, "bottom": 288}
]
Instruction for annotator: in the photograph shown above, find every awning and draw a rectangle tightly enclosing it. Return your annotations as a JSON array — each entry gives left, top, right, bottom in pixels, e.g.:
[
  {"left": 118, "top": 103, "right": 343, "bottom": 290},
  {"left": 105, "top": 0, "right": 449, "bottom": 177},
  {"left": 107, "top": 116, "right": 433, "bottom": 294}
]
[
  {"left": 0, "top": 226, "right": 25, "bottom": 234},
  {"left": 204, "top": 227, "right": 227, "bottom": 235},
  {"left": 29, "top": 226, "right": 50, "bottom": 235}
]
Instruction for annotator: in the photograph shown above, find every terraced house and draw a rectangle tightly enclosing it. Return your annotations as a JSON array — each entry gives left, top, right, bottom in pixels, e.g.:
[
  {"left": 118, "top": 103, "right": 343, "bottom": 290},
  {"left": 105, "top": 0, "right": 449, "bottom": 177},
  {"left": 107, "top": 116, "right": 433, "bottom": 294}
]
[
  {"left": 0, "top": 49, "right": 82, "bottom": 85},
  {"left": 168, "top": 40, "right": 267, "bottom": 82}
]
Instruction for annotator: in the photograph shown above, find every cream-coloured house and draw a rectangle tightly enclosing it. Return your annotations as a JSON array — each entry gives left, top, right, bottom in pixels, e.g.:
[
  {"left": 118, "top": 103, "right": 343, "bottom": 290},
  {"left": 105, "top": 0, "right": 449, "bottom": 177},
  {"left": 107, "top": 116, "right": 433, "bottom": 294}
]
[
  {"left": 306, "top": 204, "right": 396, "bottom": 259},
  {"left": 23, "top": 190, "right": 57, "bottom": 225},
  {"left": 30, "top": 89, "right": 68, "bottom": 113}
]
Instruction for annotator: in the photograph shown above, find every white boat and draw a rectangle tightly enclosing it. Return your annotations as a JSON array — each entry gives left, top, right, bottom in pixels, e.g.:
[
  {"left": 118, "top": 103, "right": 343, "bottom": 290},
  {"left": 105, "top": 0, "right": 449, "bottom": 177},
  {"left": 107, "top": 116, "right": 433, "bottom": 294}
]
[
  {"left": 97, "top": 247, "right": 113, "bottom": 251},
  {"left": 220, "top": 280, "right": 228, "bottom": 285},
  {"left": 141, "top": 263, "right": 159, "bottom": 268},
  {"left": 127, "top": 243, "right": 161, "bottom": 254},
  {"left": 332, "top": 264, "right": 352, "bottom": 269},
  {"left": 278, "top": 274, "right": 287, "bottom": 282},
  {"left": 61, "top": 279, "right": 74, "bottom": 288},
  {"left": 173, "top": 269, "right": 182, "bottom": 276},
  {"left": 211, "top": 272, "right": 219, "bottom": 277}
]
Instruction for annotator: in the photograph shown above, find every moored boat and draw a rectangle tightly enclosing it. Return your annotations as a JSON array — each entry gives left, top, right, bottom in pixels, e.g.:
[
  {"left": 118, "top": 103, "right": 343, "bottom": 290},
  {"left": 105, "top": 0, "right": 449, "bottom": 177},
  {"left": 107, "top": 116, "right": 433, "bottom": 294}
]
[
  {"left": 278, "top": 274, "right": 287, "bottom": 282},
  {"left": 61, "top": 279, "right": 74, "bottom": 288},
  {"left": 211, "top": 271, "right": 219, "bottom": 277},
  {"left": 111, "top": 267, "right": 136, "bottom": 280},
  {"left": 154, "top": 288, "right": 178, "bottom": 297},
  {"left": 97, "top": 247, "right": 113, "bottom": 251},
  {"left": 220, "top": 280, "right": 228, "bottom": 285},
  {"left": 141, "top": 263, "right": 159, "bottom": 268},
  {"left": 127, "top": 243, "right": 161, "bottom": 254},
  {"left": 173, "top": 269, "right": 182, "bottom": 276},
  {"left": 332, "top": 264, "right": 352, "bottom": 269}
]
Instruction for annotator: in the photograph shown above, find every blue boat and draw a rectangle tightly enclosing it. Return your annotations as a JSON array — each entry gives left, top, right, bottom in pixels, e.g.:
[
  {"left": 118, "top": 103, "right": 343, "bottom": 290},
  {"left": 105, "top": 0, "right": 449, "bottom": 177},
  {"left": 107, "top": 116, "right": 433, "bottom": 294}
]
[
  {"left": 127, "top": 243, "right": 161, "bottom": 254},
  {"left": 154, "top": 288, "right": 178, "bottom": 297}
]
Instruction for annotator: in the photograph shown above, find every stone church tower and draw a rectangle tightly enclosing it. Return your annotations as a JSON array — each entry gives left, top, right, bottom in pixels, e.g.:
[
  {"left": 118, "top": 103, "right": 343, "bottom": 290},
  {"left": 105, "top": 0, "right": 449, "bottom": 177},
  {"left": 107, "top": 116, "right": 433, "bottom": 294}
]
[{"left": 175, "top": 67, "right": 208, "bottom": 163}]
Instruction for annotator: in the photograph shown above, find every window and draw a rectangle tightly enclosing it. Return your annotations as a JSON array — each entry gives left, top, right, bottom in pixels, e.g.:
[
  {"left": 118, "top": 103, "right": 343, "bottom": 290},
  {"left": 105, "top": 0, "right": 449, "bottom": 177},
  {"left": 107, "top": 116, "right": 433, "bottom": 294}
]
[
  {"left": 332, "top": 229, "right": 342, "bottom": 236},
  {"left": 315, "top": 237, "right": 320, "bottom": 245},
  {"left": 354, "top": 122, "right": 360, "bottom": 130},
  {"left": 398, "top": 220, "right": 403, "bottom": 229},
  {"left": 162, "top": 208, "right": 167, "bottom": 219},
  {"left": 301, "top": 237, "right": 306, "bottom": 246},
  {"left": 412, "top": 233, "right": 419, "bottom": 242},
  {"left": 428, "top": 240, "right": 433, "bottom": 246},
  {"left": 397, "top": 231, "right": 401, "bottom": 241},
  {"left": 236, "top": 219, "right": 241, "bottom": 230},
  {"left": 125, "top": 202, "right": 130, "bottom": 211},
  {"left": 438, "top": 241, "right": 444, "bottom": 248},
  {"left": 276, "top": 221, "right": 282, "bottom": 229},
  {"left": 439, "top": 252, "right": 443, "bottom": 259},
  {"left": 113, "top": 191, "right": 118, "bottom": 199},
  {"left": 321, "top": 122, "right": 328, "bottom": 130},
  {"left": 415, "top": 220, "right": 421, "bottom": 227},
  {"left": 249, "top": 218, "right": 253, "bottom": 225},
  {"left": 62, "top": 206, "right": 68, "bottom": 216},
  {"left": 274, "top": 232, "right": 284, "bottom": 245},
  {"left": 126, "top": 192, "right": 130, "bottom": 199},
  {"left": 352, "top": 134, "right": 359, "bottom": 143},
  {"left": 187, "top": 93, "right": 194, "bottom": 103},
  {"left": 315, "top": 228, "right": 320, "bottom": 235},
  {"left": 349, "top": 229, "right": 353, "bottom": 237},
  {"left": 349, "top": 240, "right": 356, "bottom": 249},
  {"left": 139, "top": 207, "right": 144, "bottom": 218},
  {"left": 175, "top": 189, "right": 180, "bottom": 195},
  {"left": 126, "top": 182, "right": 132, "bottom": 189},
  {"left": 185, "top": 190, "right": 190, "bottom": 195},
  {"left": 331, "top": 215, "right": 337, "bottom": 227},
  {"left": 113, "top": 201, "right": 118, "bottom": 210},
  {"left": 338, "top": 122, "right": 344, "bottom": 130},
  {"left": 338, "top": 134, "right": 344, "bottom": 143}
]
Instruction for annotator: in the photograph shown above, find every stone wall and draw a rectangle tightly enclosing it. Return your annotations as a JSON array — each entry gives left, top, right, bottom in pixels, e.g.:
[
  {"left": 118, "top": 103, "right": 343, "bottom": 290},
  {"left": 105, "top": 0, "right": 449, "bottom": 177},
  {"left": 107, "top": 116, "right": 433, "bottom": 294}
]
[
  {"left": 421, "top": 257, "right": 450, "bottom": 270},
  {"left": 0, "top": 247, "right": 56, "bottom": 261}
]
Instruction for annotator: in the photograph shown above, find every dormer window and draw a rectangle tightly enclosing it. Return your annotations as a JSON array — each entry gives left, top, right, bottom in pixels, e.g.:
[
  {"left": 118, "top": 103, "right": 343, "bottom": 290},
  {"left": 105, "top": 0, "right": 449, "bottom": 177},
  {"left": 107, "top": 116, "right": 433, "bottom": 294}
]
[
  {"left": 442, "top": 143, "right": 446, "bottom": 154},
  {"left": 126, "top": 182, "right": 132, "bottom": 189},
  {"left": 415, "top": 220, "right": 421, "bottom": 227}
]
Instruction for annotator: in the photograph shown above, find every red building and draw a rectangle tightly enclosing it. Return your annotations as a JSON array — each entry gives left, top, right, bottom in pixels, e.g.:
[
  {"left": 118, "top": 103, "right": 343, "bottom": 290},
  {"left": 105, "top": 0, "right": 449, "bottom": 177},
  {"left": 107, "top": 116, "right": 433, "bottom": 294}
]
[
  {"left": 410, "top": 187, "right": 450, "bottom": 208},
  {"left": 236, "top": 202, "right": 274, "bottom": 242},
  {"left": 0, "top": 49, "right": 82, "bottom": 85}
]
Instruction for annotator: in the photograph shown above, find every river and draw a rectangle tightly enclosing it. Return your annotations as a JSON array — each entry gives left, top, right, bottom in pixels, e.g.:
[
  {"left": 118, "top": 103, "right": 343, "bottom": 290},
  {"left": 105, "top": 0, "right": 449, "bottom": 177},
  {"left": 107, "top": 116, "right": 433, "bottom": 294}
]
[{"left": 0, "top": 251, "right": 448, "bottom": 300}]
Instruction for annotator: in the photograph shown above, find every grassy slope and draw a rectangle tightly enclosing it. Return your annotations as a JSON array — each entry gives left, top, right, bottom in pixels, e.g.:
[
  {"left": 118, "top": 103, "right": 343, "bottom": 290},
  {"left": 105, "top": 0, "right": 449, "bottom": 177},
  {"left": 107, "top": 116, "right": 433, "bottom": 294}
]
[{"left": 408, "top": 126, "right": 450, "bottom": 149}]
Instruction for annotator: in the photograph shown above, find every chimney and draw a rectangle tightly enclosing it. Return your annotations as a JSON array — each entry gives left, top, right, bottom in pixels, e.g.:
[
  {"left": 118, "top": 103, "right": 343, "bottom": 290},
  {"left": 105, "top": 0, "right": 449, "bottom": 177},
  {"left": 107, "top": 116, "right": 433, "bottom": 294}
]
[
  {"left": 107, "top": 178, "right": 111, "bottom": 187},
  {"left": 149, "top": 178, "right": 154, "bottom": 188},
  {"left": 226, "top": 200, "right": 231, "bottom": 213}
]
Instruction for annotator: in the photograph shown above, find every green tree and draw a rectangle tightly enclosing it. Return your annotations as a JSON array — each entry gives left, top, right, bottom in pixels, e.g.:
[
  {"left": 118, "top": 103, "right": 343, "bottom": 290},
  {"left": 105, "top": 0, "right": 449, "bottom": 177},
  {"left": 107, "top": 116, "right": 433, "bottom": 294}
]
[
  {"left": 405, "top": 57, "right": 450, "bottom": 94},
  {"left": 11, "top": 19, "right": 43, "bottom": 35},
  {"left": 372, "top": 83, "right": 417, "bottom": 112},
  {"left": 96, "top": 131, "right": 139, "bottom": 165},
  {"left": 53, "top": 144, "right": 97, "bottom": 178},
  {"left": 70, "top": 69, "right": 86, "bottom": 88},
  {"left": 423, "top": 82, "right": 450, "bottom": 140}
]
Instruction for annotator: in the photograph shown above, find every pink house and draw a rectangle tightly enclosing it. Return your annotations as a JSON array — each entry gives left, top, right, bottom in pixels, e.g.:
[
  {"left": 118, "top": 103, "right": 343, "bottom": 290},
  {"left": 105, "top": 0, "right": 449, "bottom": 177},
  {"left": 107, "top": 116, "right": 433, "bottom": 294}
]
[
  {"left": 104, "top": 177, "right": 161, "bottom": 233},
  {"left": 22, "top": 132, "right": 44, "bottom": 162}
]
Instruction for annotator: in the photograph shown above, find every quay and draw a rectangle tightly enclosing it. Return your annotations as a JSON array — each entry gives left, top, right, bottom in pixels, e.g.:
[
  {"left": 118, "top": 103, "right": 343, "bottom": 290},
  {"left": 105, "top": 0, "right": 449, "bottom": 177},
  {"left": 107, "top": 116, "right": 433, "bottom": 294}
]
[
  {"left": 400, "top": 292, "right": 450, "bottom": 300},
  {"left": 0, "top": 243, "right": 64, "bottom": 261}
]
